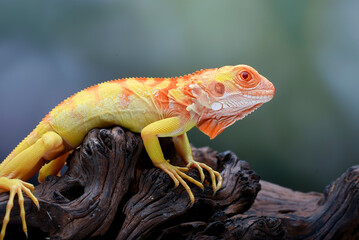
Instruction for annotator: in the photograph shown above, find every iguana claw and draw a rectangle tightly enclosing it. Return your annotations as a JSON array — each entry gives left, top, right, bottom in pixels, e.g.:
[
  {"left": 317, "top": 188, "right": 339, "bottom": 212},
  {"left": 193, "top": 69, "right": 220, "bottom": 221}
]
[
  {"left": 186, "top": 161, "right": 222, "bottom": 194},
  {"left": 0, "top": 177, "right": 39, "bottom": 240},
  {"left": 158, "top": 161, "right": 204, "bottom": 203}
]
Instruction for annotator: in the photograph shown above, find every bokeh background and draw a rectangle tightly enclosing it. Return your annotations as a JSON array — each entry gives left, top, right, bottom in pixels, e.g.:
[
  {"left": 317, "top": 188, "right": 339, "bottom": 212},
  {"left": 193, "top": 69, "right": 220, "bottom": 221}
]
[{"left": 0, "top": 0, "right": 358, "bottom": 192}]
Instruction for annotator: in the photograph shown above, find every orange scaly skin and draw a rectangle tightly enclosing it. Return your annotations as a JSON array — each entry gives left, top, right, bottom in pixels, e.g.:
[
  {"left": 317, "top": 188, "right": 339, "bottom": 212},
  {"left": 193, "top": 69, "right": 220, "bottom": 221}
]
[{"left": 0, "top": 65, "right": 274, "bottom": 239}]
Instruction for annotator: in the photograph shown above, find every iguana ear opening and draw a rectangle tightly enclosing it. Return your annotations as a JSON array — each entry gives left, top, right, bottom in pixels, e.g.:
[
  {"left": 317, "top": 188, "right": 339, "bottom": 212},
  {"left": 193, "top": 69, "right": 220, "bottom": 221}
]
[{"left": 211, "top": 81, "right": 225, "bottom": 97}]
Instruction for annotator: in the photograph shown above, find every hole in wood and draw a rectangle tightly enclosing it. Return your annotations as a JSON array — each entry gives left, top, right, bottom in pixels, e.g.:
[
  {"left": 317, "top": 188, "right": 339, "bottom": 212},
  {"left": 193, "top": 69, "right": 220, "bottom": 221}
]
[
  {"left": 278, "top": 209, "right": 296, "bottom": 214},
  {"left": 60, "top": 182, "right": 85, "bottom": 201}
]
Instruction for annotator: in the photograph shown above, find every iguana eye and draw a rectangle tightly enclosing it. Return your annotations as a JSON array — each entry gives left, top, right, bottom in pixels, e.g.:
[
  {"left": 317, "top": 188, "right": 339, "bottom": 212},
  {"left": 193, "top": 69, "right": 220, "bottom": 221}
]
[
  {"left": 235, "top": 69, "right": 259, "bottom": 88},
  {"left": 240, "top": 71, "right": 251, "bottom": 81}
]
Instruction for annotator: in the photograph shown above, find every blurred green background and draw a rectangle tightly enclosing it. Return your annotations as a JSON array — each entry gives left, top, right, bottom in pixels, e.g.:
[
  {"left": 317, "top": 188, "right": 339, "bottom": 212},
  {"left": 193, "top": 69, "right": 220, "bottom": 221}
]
[{"left": 0, "top": 0, "right": 358, "bottom": 192}]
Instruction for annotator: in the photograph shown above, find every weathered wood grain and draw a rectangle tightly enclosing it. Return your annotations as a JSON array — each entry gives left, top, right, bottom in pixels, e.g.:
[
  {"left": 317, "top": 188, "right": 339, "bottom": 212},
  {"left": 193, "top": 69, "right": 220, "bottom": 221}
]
[{"left": 0, "top": 126, "right": 358, "bottom": 239}]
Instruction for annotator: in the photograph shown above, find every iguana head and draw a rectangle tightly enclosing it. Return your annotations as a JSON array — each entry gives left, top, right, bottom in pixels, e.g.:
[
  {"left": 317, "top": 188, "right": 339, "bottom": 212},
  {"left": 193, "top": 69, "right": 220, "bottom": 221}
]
[{"left": 186, "top": 65, "right": 275, "bottom": 139}]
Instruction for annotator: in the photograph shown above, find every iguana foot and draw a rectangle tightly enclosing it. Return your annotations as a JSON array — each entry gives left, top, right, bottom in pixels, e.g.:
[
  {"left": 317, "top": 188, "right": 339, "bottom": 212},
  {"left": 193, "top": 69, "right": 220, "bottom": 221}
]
[
  {"left": 0, "top": 177, "right": 39, "bottom": 240},
  {"left": 186, "top": 160, "right": 223, "bottom": 195},
  {"left": 157, "top": 161, "right": 204, "bottom": 203}
]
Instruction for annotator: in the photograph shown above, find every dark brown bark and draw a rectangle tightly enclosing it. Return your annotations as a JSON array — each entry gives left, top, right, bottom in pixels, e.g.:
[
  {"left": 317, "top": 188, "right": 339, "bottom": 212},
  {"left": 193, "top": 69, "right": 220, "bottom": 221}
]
[{"left": 0, "top": 126, "right": 358, "bottom": 239}]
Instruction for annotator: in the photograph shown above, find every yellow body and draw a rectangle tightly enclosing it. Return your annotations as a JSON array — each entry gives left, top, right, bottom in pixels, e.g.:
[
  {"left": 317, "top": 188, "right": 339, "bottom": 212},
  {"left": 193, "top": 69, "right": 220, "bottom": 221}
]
[{"left": 0, "top": 65, "right": 275, "bottom": 239}]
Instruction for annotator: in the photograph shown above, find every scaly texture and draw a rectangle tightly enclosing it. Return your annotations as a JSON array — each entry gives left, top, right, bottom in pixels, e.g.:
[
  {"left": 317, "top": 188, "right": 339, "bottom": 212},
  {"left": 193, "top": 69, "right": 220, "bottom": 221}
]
[{"left": 0, "top": 64, "right": 275, "bottom": 239}]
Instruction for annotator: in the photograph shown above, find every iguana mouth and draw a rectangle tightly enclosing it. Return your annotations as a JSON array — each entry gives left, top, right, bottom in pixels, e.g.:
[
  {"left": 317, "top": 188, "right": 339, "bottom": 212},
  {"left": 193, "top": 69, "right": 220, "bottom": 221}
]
[{"left": 238, "top": 103, "right": 263, "bottom": 119}]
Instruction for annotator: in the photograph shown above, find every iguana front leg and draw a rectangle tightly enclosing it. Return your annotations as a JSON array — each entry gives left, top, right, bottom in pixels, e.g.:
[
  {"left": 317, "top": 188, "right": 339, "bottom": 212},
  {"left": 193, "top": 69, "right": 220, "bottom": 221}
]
[
  {"left": 0, "top": 131, "right": 66, "bottom": 240},
  {"left": 173, "top": 133, "right": 222, "bottom": 194},
  {"left": 141, "top": 117, "right": 204, "bottom": 203}
]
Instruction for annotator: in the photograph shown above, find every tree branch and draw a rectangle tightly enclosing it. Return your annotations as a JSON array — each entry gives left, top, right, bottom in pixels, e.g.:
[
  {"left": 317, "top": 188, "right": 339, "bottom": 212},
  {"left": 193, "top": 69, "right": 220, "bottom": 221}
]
[{"left": 0, "top": 126, "right": 358, "bottom": 239}]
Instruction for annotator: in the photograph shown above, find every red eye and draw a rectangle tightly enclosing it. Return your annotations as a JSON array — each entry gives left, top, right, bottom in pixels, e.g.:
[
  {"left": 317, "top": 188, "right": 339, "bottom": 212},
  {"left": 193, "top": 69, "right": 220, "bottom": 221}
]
[
  {"left": 240, "top": 71, "right": 251, "bottom": 81},
  {"left": 235, "top": 69, "right": 259, "bottom": 88}
]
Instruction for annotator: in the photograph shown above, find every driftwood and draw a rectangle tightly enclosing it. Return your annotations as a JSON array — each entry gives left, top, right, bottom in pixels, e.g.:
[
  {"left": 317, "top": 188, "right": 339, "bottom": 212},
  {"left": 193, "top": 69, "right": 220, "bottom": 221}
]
[{"left": 0, "top": 126, "right": 358, "bottom": 239}]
